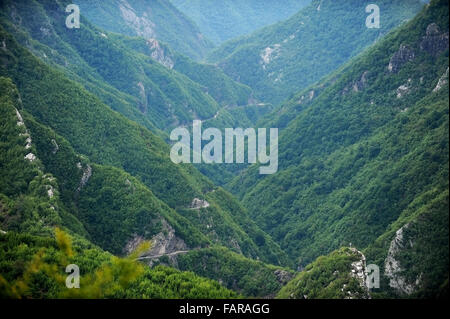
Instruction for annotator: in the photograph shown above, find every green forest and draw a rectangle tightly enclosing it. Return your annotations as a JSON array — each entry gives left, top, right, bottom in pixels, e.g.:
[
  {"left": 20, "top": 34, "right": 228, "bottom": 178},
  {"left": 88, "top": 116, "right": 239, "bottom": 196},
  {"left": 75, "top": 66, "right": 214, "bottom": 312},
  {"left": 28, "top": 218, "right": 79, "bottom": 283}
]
[{"left": 0, "top": 0, "right": 448, "bottom": 300}]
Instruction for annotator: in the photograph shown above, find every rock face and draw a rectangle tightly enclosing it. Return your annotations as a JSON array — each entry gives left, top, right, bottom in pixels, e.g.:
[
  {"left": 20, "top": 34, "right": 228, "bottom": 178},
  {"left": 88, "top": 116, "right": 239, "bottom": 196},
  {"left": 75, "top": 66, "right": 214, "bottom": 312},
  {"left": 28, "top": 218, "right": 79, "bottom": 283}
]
[
  {"left": 119, "top": 0, "right": 156, "bottom": 40},
  {"left": 348, "top": 248, "right": 370, "bottom": 299},
  {"left": 433, "top": 67, "right": 449, "bottom": 92},
  {"left": 76, "top": 163, "right": 92, "bottom": 192},
  {"left": 136, "top": 81, "right": 148, "bottom": 114},
  {"left": 420, "top": 23, "right": 449, "bottom": 57},
  {"left": 396, "top": 78, "right": 412, "bottom": 98},
  {"left": 388, "top": 44, "right": 415, "bottom": 73},
  {"left": 260, "top": 44, "right": 281, "bottom": 70},
  {"left": 146, "top": 39, "right": 174, "bottom": 69},
  {"left": 273, "top": 269, "right": 294, "bottom": 285},
  {"left": 190, "top": 198, "right": 210, "bottom": 209},
  {"left": 125, "top": 219, "right": 188, "bottom": 266},
  {"left": 384, "top": 224, "right": 421, "bottom": 295}
]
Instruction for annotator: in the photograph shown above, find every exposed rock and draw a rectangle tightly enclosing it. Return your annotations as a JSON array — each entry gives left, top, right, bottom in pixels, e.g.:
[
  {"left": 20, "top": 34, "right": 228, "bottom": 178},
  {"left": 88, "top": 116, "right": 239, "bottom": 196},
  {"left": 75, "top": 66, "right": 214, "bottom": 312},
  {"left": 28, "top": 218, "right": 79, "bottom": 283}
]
[
  {"left": 126, "top": 219, "right": 188, "bottom": 265},
  {"left": 190, "top": 198, "right": 210, "bottom": 209},
  {"left": 388, "top": 44, "right": 415, "bottom": 73},
  {"left": 384, "top": 224, "right": 421, "bottom": 295},
  {"left": 353, "top": 71, "right": 370, "bottom": 92},
  {"left": 25, "top": 137, "right": 32, "bottom": 149},
  {"left": 260, "top": 44, "right": 280, "bottom": 70},
  {"left": 24, "top": 153, "right": 36, "bottom": 162},
  {"left": 343, "top": 71, "right": 370, "bottom": 95},
  {"left": 119, "top": 0, "right": 156, "bottom": 40},
  {"left": 433, "top": 67, "right": 449, "bottom": 92},
  {"left": 420, "top": 23, "right": 449, "bottom": 57},
  {"left": 396, "top": 78, "right": 412, "bottom": 98},
  {"left": 77, "top": 163, "right": 92, "bottom": 191},
  {"left": 51, "top": 139, "right": 59, "bottom": 154},
  {"left": 273, "top": 269, "right": 294, "bottom": 284},
  {"left": 347, "top": 248, "right": 371, "bottom": 299},
  {"left": 136, "top": 81, "right": 148, "bottom": 114},
  {"left": 15, "top": 108, "right": 24, "bottom": 126},
  {"left": 146, "top": 38, "right": 174, "bottom": 69},
  {"left": 47, "top": 185, "right": 54, "bottom": 199}
]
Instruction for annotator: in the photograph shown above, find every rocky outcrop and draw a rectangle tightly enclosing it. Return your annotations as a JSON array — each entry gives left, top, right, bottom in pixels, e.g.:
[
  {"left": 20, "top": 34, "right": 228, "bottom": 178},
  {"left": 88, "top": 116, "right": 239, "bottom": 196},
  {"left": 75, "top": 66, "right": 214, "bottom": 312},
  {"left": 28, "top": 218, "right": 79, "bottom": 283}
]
[
  {"left": 342, "top": 71, "right": 370, "bottom": 95},
  {"left": 388, "top": 44, "right": 415, "bottom": 73},
  {"left": 433, "top": 67, "right": 449, "bottom": 92},
  {"left": 260, "top": 44, "right": 280, "bottom": 70},
  {"left": 146, "top": 39, "right": 174, "bottom": 69},
  {"left": 76, "top": 163, "right": 92, "bottom": 192},
  {"left": 273, "top": 269, "right": 294, "bottom": 284},
  {"left": 119, "top": 0, "right": 156, "bottom": 39},
  {"left": 136, "top": 81, "right": 148, "bottom": 114},
  {"left": 126, "top": 219, "right": 188, "bottom": 266},
  {"left": 396, "top": 78, "right": 412, "bottom": 98},
  {"left": 190, "top": 198, "right": 210, "bottom": 209},
  {"left": 420, "top": 23, "right": 449, "bottom": 57},
  {"left": 384, "top": 224, "right": 421, "bottom": 295},
  {"left": 344, "top": 248, "right": 371, "bottom": 299}
]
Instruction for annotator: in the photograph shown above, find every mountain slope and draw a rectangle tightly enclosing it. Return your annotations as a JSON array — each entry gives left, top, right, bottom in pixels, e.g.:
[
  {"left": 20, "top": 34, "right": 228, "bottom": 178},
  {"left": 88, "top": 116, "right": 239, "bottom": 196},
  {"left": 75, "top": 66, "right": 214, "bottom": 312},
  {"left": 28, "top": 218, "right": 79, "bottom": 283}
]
[
  {"left": 171, "top": 0, "right": 311, "bottom": 45},
  {"left": 227, "top": 0, "right": 448, "bottom": 297},
  {"left": 208, "top": 0, "right": 425, "bottom": 105},
  {"left": 0, "top": 17, "right": 290, "bottom": 268},
  {"left": 74, "top": 0, "right": 214, "bottom": 60},
  {"left": 0, "top": 77, "right": 237, "bottom": 299}
]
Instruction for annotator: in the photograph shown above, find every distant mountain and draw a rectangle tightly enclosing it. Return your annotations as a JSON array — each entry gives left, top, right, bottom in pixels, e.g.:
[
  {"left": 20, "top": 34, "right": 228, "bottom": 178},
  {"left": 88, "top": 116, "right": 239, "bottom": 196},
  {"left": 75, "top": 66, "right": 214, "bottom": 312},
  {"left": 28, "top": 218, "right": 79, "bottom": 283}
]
[
  {"left": 228, "top": 0, "right": 448, "bottom": 298},
  {"left": 208, "top": 0, "right": 425, "bottom": 105},
  {"left": 0, "top": 0, "right": 257, "bottom": 134},
  {"left": 75, "top": 0, "right": 214, "bottom": 61},
  {"left": 171, "top": 0, "right": 311, "bottom": 45}
]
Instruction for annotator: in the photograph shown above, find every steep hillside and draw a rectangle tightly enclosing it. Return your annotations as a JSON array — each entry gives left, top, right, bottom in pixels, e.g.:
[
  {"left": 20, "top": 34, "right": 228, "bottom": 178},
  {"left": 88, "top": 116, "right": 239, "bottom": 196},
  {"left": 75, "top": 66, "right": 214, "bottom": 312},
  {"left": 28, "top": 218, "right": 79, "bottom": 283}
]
[
  {"left": 171, "top": 0, "right": 311, "bottom": 45},
  {"left": 208, "top": 0, "right": 424, "bottom": 105},
  {"left": 0, "top": 77, "right": 237, "bottom": 299},
  {"left": 277, "top": 247, "right": 370, "bottom": 299},
  {"left": 0, "top": 16, "right": 289, "bottom": 269},
  {"left": 74, "top": 0, "right": 214, "bottom": 60},
  {"left": 228, "top": 0, "right": 448, "bottom": 297},
  {"left": 0, "top": 0, "right": 220, "bottom": 133}
]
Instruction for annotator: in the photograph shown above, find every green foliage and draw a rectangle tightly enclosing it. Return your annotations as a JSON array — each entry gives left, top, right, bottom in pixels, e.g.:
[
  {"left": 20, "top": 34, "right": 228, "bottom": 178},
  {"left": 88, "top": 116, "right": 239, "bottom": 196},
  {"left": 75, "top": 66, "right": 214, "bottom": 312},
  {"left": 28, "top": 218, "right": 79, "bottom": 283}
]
[
  {"left": 177, "top": 246, "right": 294, "bottom": 297},
  {"left": 172, "top": 0, "right": 311, "bottom": 45},
  {"left": 277, "top": 247, "right": 369, "bottom": 299},
  {"left": 74, "top": 0, "right": 214, "bottom": 61},
  {"left": 208, "top": 0, "right": 424, "bottom": 105},
  {"left": 227, "top": 0, "right": 449, "bottom": 298},
  {"left": 0, "top": 229, "right": 236, "bottom": 299}
]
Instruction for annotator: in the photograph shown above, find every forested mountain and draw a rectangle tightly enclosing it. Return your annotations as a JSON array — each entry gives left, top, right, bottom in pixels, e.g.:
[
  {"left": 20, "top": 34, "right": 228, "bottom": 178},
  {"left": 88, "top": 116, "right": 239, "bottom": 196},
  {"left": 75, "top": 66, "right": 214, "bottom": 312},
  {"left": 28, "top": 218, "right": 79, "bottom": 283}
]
[
  {"left": 208, "top": 0, "right": 425, "bottom": 105},
  {"left": 0, "top": 77, "right": 236, "bottom": 298},
  {"left": 0, "top": 0, "right": 448, "bottom": 300},
  {"left": 171, "top": 0, "right": 311, "bottom": 45},
  {"left": 228, "top": 0, "right": 448, "bottom": 298},
  {"left": 74, "top": 0, "right": 214, "bottom": 61},
  {"left": 0, "top": 0, "right": 294, "bottom": 298},
  {"left": 0, "top": 0, "right": 261, "bottom": 135}
]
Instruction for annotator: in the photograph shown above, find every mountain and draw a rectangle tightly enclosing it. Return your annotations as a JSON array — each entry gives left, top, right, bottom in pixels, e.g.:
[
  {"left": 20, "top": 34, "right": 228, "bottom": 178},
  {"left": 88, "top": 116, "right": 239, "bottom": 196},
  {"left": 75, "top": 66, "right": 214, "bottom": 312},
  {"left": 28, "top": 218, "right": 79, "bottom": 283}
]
[
  {"left": 0, "top": 77, "right": 236, "bottom": 299},
  {"left": 0, "top": 0, "right": 294, "bottom": 297},
  {"left": 74, "top": 0, "right": 214, "bottom": 61},
  {"left": 227, "top": 0, "right": 448, "bottom": 297},
  {"left": 171, "top": 0, "right": 311, "bottom": 45},
  {"left": 208, "top": 0, "right": 425, "bottom": 105},
  {"left": 0, "top": 0, "right": 258, "bottom": 134}
]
